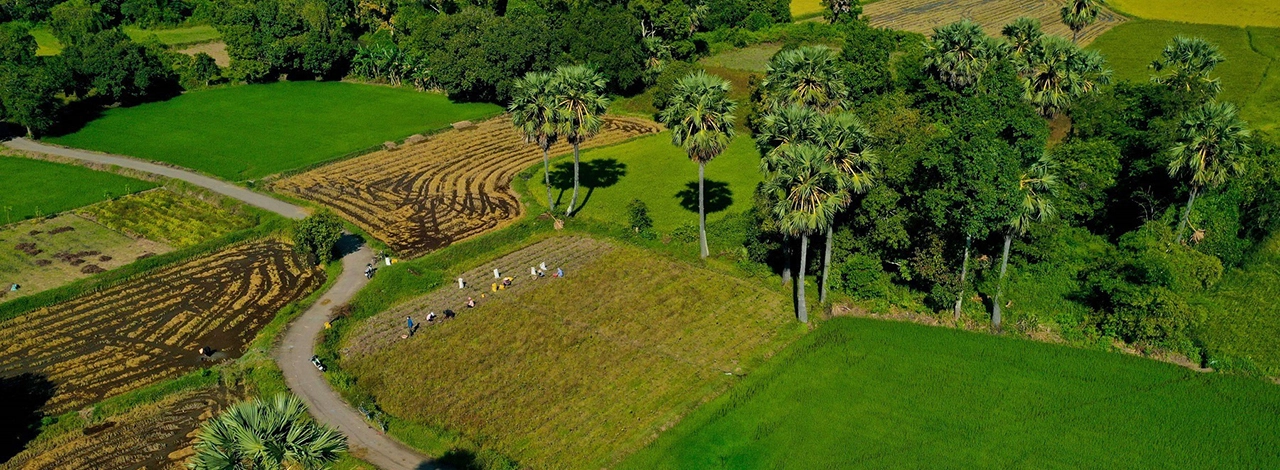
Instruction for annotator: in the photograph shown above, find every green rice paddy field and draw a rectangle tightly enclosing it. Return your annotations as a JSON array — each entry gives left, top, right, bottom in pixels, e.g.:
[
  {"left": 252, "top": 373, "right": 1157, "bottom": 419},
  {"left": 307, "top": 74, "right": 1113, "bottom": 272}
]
[
  {"left": 1108, "top": 0, "right": 1280, "bottom": 28},
  {"left": 0, "top": 156, "right": 154, "bottom": 223},
  {"left": 1089, "top": 20, "right": 1280, "bottom": 135},
  {"left": 47, "top": 82, "right": 501, "bottom": 181},
  {"left": 30, "top": 24, "right": 222, "bottom": 56},
  {"left": 525, "top": 133, "right": 764, "bottom": 232},
  {"left": 622, "top": 317, "right": 1280, "bottom": 469}
]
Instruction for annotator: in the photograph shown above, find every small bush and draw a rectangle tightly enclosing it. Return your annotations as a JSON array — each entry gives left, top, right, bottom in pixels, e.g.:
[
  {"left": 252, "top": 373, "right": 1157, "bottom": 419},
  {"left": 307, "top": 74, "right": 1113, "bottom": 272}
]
[
  {"left": 293, "top": 211, "right": 344, "bottom": 264},
  {"left": 831, "top": 253, "right": 890, "bottom": 300},
  {"left": 626, "top": 199, "right": 653, "bottom": 232}
]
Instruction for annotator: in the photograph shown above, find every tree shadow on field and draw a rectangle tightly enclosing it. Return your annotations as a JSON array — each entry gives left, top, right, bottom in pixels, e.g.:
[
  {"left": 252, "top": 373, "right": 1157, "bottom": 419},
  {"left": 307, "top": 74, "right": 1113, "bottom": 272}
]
[
  {"left": 549, "top": 159, "right": 627, "bottom": 215},
  {"left": 333, "top": 233, "right": 365, "bottom": 258},
  {"left": 0, "top": 373, "right": 56, "bottom": 462},
  {"left": 676, "top": 180, "right": 733, "bottom": 214},
  {"left": 435, "top": 448, "right": 518, "bottom": 470}
]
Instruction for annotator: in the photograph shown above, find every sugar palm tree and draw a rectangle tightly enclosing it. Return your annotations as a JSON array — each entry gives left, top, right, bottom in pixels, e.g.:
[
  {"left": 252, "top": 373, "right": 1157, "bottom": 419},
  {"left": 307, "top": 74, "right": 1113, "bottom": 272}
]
[
  {"left": 992, "top": 155, "right": 1057, "bottom": 328},
  {"left": 1002, "top": 17, "right": 1043, "bottom": 61},
  {"left": 188, "top": 395, "right": 346, "bottom": 470},
  {"left": 510, "top": 71, "right": 562, "bottom": 213},
  {"left": 1020, "top": 35, "right": 1111, "bottom": 117},
  {"left": 553, "top": 65, "right": 610, "bottom": 216},
  {"left": 763, "top": 143, "right": 842, "bottom": 323},
  {"left": 816, "top": 112, "right": 877, "bottom": 304},
  {"left": 762, "top": 45, "right": 848, "bottom": 111},
  {"left": 756, "top": 104, "right": 821, "bottom": 283},
  {"left": 659, "top": 71, "right": 738, "bottom": 258},
  {"left": 1168, "top": 100, "right": 1250, "bottom": 244},
  {"left": 924, "top": 20, "right": 1003, "bottom": 91},
  {"left": 1060, "top": 0, "right": 1105, "bottom": 44},
  {"left": 1150, "top": 36, "right": 1225, "bottom": 101}
]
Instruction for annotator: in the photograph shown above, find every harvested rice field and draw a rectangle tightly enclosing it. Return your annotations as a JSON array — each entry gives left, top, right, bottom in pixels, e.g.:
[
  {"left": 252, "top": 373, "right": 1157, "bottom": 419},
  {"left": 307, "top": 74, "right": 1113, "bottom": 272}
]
[
  {"left": 342, "top": 236, "right": 803, "bottom": 469},
  {"left": 273, "top": 116, "right": 660, "bottom": 257},
  {"left": 0, "top": 386, "right": 232, "bottom": 470},
  {"left": 0, "top": 214, "right": 171, "bottom": 302},
  {"left": 0, "top": 240, "right": 322, "bottom": 413},
  {"left": 864, "top": 0, "right": 1126, "bottom": 45}
]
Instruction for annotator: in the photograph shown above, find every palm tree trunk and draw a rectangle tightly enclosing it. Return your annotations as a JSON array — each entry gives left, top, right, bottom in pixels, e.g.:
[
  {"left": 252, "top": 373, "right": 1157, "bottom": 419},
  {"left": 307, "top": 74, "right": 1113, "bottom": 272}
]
[
  {"left": 26, "top": 126, "right": 33, "bottom": 138},
  {"left": 1072, "top": 28, "right": 1079, "bottom": 44},
  {"left": 820, "top": 224, "right": 834, "bottom": 304},
  {"left": 1175, "top": 187, "right": 1199, "bottom": 244},
  {"left": 992, "top": 231, "right": 1012, "bottom": 329},
  {"left": 797, "top": 234, "right": 809, "bottom": 323},
  {"left": 953, "top": 235, "right": 971, "bottom": 321},
  {"left": 698, "top": 162, "right": 709, "bottom": 258},
  {"left": 781, "top": 236, "right": 792, "bottom": 284},
  {"left": 566, "top": 142, "right": 581, "bottom": 216},
  {"left": 543, "top": 148, "right": 554, "bottom": 213}
]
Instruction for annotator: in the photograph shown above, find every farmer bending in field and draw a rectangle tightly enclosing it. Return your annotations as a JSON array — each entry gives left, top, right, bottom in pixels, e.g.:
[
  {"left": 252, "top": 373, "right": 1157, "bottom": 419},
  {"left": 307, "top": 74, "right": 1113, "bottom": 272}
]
[
  {"left": 556, "top": 268, "right": 564, "bottom": 278},
  {"left": 466, "top": 297, "right": 475, "bottom": 308},
  {"left": 458, "top": 277, "right": 465, "bottom": 289},
  {"left": 427, "top": 312, "right": 437, "bottom": 323},
  {"left": 406, "top": 316, "right": 415, "bottom": 336}
]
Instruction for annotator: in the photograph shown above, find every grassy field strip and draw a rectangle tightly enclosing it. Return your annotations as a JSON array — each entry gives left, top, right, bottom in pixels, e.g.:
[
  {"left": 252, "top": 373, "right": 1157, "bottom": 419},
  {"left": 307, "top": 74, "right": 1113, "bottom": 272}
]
[
  {"left": 0, "top": 156, "right": 155, "bottom": 223},
  {"left": 29, "top": 24, "right": 222, "bottom": 56},
  {"left": 47, "top": 81, "right": 503, "bottom": 181},
  {"left": 864, "top": 0, "right": 1125, "bottom": 45},
  {"left": 345, "top": 236, "right": 802, "bottom": 468},
  {"left": 622, "top": 317, "right": 1280, "bottom": 468},
  {"left": 0, "top": 240, "right": 321, "bottom": 414},
  {"left": 274, "top": 115, "right": 659, "bottom": 257},
  {"left": 1089, "top": 20, "right": 1280, "bottom": 134},
  {"left": 525, "top": 132, "right": 764, "bottom": 232},
  {"left": 698, "top": 44, "right": 783, "bottom": 72},
  {"left": 1195, "top": 234, "right": 1280, "bottom": 375},
  {"left": 1107, "top": 0, "right": 1280, "bottom": 28}
]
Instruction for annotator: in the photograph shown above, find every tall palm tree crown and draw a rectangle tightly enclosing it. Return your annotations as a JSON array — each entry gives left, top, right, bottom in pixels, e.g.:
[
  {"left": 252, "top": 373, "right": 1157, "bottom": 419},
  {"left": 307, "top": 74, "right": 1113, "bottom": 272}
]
[
  {"left": 510, "top": 71, "right": 562, "bottom": 212},
  {"left": 660, "top": 71, "right": 738, "bottom": 165},
  {"left": 1169, "top": 100, "right": 1250, "bottom": 189},
  {"left": 1150, "top": 36, "right": 1225, "bottom": 100},
  {"left": 756, "top": 103, "right": 821, "bottom": 172},
  {"left": 1019, "top": 35, "right": 1111, "bottom": 117},
  {"left": 817, "top": 112, "right": 878, "bottom": 197},
  {"left": 1002, "top": 17, "right": 1043, "bottom": 60},
  {"left": 1168, "top": 100, "right": 1250, "bottom": 243},
  {"left": 762, "top": 45, "right": 848, "bottom": 111},
  {"left": 188, "top": 394, "right": 346, "bottom": 470},
  {"left": 923, "top": 20, "right": 1004, "bottom": 91},
  {"left": 551, "top": 64, "right": 610, "bottom": 216},
  {"left": 659, "top": 71, "right": 738, "bottom": 258},
  {"left": 1010, "top": 155, "right": 1058, "bottom": 236},
  {"left": 1060, "top": 0, "right": 1105, "bottom": 43}
]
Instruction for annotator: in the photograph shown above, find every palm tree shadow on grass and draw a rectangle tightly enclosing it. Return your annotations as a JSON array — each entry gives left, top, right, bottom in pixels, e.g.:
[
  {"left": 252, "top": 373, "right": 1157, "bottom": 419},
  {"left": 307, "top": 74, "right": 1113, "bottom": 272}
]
[
  {"left": 0, "top": 373, "right": 56, "bottom": 462},
  {"left": 549, "top": 158, "right": 627, "bottom": 215},
  {"left": 675, "top": 179, "right": 733, "bottom": 214}
]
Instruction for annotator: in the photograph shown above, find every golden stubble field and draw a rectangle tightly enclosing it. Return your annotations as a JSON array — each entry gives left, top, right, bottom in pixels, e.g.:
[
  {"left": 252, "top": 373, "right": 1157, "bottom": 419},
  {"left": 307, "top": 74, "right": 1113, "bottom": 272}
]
[
  {"left": 864, "top": 0, "right": 1127, "bottom": 44},
  {"left": 0, "top": 240, "right": 321, "bottom": 414},
  {"left": 0, "top": 386, "right": 232, "bottom": 470},
  {"left": 344, "top": 236, "right": 803, "bottom": 468},
  {"left": 273, "top": 116, "right": 660, "bottom": 257}
]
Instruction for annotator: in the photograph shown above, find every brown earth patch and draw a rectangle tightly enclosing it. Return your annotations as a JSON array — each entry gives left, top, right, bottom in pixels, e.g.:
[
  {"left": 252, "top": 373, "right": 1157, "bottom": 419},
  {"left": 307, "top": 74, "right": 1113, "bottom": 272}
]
[{"left": 177, "top": 41, "right": 230, "bottom": 67}]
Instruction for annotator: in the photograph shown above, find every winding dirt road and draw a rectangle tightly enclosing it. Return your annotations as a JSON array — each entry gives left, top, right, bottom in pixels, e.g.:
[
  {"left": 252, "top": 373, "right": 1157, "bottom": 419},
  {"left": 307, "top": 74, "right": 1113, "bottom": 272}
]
[{"left": 3, "top": 138, "right": 435, "bottom": 470}]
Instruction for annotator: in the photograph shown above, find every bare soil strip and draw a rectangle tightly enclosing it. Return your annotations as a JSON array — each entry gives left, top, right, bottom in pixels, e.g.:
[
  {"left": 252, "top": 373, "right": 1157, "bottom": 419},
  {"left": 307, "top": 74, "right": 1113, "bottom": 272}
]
[{"left": 273, "top": 116, "right": 660, "bottom": 257}]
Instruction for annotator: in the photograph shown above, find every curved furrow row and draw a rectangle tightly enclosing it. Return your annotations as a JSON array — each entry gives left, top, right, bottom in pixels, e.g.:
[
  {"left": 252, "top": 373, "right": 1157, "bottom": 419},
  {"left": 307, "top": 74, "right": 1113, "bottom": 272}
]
[{"left": 274, "top": 115, "right": 660, "bottom": 257}]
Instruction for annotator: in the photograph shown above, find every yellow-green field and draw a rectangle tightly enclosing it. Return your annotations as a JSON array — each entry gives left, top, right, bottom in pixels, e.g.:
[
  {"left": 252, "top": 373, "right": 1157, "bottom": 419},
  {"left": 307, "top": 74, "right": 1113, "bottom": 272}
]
[
  {"left": 791, "top": 0, "right": 824, "bottom": 18},
  {"left": 31, "top": 24, "right": 221, "bottom": 56},
  {"left": 344, "top": 236, "right": 802, "bottom": 468},
  {"left": 1108, "top": 0, "right": 1280, "bottom": 28},
  {"left": 77, "top": 189, "right": 256, "bottom": 249}
]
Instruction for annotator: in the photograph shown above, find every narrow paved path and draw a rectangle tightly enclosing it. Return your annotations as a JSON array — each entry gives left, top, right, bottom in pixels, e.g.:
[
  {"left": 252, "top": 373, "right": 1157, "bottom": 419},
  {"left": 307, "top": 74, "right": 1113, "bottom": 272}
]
[
  {"left": 4, "top": 138, "right": 433, "bottom": 470},
  {"left": 4, "top": 138, "right": 307, "bottom": 220}
]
